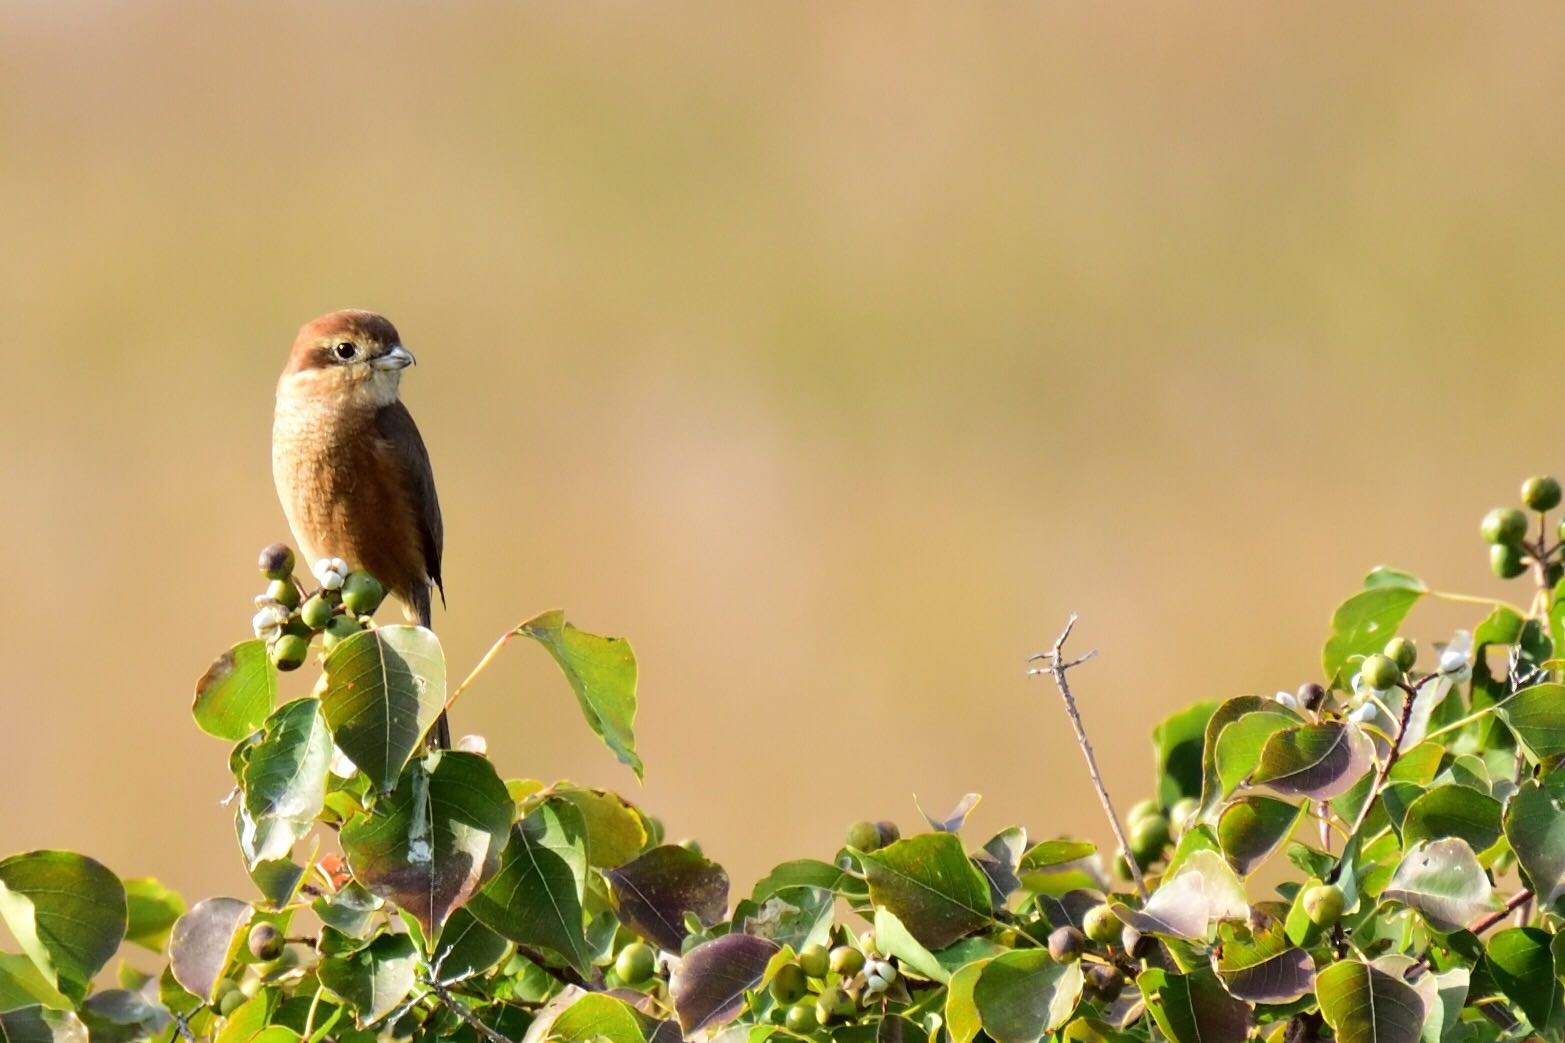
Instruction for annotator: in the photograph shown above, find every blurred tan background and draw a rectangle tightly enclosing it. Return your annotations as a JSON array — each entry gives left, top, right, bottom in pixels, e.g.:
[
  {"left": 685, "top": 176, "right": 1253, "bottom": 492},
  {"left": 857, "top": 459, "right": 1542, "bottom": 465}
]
[{"left": 3, "top": 3, "right": 1564, "bottom": 907}]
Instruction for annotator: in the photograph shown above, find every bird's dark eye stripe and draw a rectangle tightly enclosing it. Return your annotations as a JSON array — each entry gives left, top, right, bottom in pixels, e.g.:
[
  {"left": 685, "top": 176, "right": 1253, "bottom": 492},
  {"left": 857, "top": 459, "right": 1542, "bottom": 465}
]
[{"left": 334, "top": 342, "right": 356, "bottom": 360}]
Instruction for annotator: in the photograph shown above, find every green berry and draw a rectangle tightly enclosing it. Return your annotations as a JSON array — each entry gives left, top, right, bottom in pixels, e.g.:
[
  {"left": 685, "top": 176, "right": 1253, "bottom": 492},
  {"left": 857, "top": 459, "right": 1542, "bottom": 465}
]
[
  {"left": 814, "top": 987, "right": 851, "bottom": 1024},
  {"left": 1047, "top": 925, "right": 1085, "bottom": 963},
  {"left": 266, "top": 579, "right": 301, "bottom": 611},
  {"left": 1126, "top": 799, "right": 1160, "bottom": 825},
  {"left": 1169, "top": 797, "right": 1200, "bottom": 836},
  {"left": 1360, "top": 654, "right": 1401, "bottom": 691},
  {"left": 258, "top": 543, "right": 295, "bottom": 580},
  {"left": 1482, "top": 507, "right": 1529, "bottom": 545},
  {"left": 798, "top": 943, "right": 831, "bottom": 979},
  {"left": 322, "top": 615, "right": 363, "bottom": 650},
  {"left": 1491, "top": 542, "right": 1528, "bottom": 579},
  {"left": 846, "top": 820, "right": 881, "bottom": 852},
  {"left": 247, "top": 922, "right": 283, "bottom": 961},
  {"left": 212, "top": 979, "right": 240, "bottom": 1003},
  {"left": 1523, "top": 476, "right": 1562, "bottom": 512},
  {"left": 614, "top": 942, "right": 656, "bottom": 984},
  {"left": 218, "top": 989, "right": 247, "bottom": 1016},
  {"left": 770, "top": 963, "right": 807, "bottom": 1005},
  {"left": 341, "top": 572, "right": 386, "bottom": 617},
  {"left": 829, "top": 945, "right": 864, "bottom": 977},
  {"left": 1086, "top": 964, "right": 1124, "bottom": 1001},
  {"left": 270, "top": 633, "right": 309, "bottom": 672},
  {"left": 1129, "top": 814, "right": 1171, "bottom": 863},
  {"left": 1384, "top": 637, "right": 1417, "bottom": 672},
  {"left": 875, "top": 821, "right": 900, "bottom": 846},
  {"left": 1302, "top": 883, "right": 1345, "bottom": 926},
  {"left": 1083, "top": 903, "right": 1120, "bottom": 944},
  {"left": 785, "top": 1003, "right": 819, "bottom": 1033},
  {"left": 300, "top": 594, "right": 335, "bottom": 631}
]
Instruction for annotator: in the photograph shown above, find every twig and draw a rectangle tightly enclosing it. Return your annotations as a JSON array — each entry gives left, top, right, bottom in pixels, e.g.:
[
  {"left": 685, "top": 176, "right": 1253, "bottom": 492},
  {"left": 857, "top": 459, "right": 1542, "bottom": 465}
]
[
  {"left": 1028, "top": 615, "right": 1147, "bottom": 899},
  {"left": 171, "top": 1013, "right": 197, "bottom": 1043},
  {"left": 422, "top": 978, "right": 519, "bottom": 1043},
  {"left": 443, "top": 627, "right": 527, "bottom": 715},
  {"left": 1343, "top": 672, "right": 1434, "bottom": 842}
]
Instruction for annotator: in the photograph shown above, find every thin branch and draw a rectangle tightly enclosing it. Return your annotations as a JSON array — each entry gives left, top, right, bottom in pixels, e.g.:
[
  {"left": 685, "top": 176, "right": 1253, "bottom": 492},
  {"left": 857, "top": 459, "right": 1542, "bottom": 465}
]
[
  {"left": 422, "top": 978, "right": 519, "bottom": 1043},
  {"left": 1028, "top": 615, "right": 1147, "bottom": 899},
  {"left": 1343, "top": 672, "right": 1435, "bottom": 843},
  {"left": 444, "top": 627, "right": 527, "bottom": 714},
  {"left": 1408, "top": 889, "right": 1532, "bottom": 977},
  {"left": 170, "top": 1014, "right": 197, "bottom": 1043}
]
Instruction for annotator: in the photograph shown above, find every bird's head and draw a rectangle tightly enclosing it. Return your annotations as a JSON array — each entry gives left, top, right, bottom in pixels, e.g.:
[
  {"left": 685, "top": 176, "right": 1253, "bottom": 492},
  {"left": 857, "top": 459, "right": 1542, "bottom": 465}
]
[{"left": 281, "top": 310, "right": 416, "bottom": 409}]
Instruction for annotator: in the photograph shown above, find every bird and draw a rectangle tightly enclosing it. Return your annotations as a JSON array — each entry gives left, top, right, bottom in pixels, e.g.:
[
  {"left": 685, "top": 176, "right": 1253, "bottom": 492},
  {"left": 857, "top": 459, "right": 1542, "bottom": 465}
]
[{"left": 272, "top": 309, "right": 450, "bottom": 748}]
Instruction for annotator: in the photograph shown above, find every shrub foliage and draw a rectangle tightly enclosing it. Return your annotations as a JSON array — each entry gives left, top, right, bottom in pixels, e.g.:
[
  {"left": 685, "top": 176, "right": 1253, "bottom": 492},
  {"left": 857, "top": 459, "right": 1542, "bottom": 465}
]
[{"left": 7, "top": 478, "right": 1565, "bottom": 1043}]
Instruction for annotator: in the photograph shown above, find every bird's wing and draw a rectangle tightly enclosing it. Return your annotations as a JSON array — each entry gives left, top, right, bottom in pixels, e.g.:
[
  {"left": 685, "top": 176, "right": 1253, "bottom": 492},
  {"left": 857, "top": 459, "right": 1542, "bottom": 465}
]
[{"left": 375, "top": 401, "right": 445, "bottom": 603}]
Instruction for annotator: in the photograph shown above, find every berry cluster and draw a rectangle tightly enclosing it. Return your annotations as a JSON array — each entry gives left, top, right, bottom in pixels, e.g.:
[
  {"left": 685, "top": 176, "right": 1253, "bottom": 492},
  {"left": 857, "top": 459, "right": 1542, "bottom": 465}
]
[
  {"left": 251, "top": 542, "right": 387, "bottom": 671},
  {"left": 763, "top": 931, "right": 899, "bottom": 1031},
  {"left": 1480, "top": 473, "right": 1564, "bottom": 580}
]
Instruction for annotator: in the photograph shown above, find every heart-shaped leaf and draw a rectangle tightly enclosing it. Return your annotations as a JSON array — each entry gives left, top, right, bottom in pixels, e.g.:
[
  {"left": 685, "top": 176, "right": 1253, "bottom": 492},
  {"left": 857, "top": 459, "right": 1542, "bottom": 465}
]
[
  {"left": 548, "top": 992, "right": 646, "bottom": 1043},
  {"left": 1503, "top": 772, "right": 1565, "bottom": 909},
  {"left": 193, "top": 641, "right": 277, "bottom": 741},
  {"left": 1212, "top": 919, "right": 1314, "bottom": 1004},
  {"left": 317, "top": 932, "right": 418, "bottom": 1027},
  {"left": 604, "top": 845, "right": 729, "bottom": 953},
  {"left": 320, "top": 625, "right": 446, "bottom": 793},
  {"left": 169, "top": 898, "right": 253, "bottom": 1002},
  {"left": 520, "top": 611, "right": 641, "bottom": 779},
  {"left": 973, "top": 950, "right": 1083, "bottom": 1043},
  {"left": 1496, "top": 683, "right": 1565, "bottom": 761},
  {"left": 860, "top": 833, "right": 993, "bottom": 950},
  {"left": 0, "top": 852, "right": 127, "bottom": 1002},
  {"left": 1217, "top": 795, "right": 1302, "bottom": 876},
  {"left": 671, "top": 934, "right": 779, "bottom": 1035},
  {"left": 467, "top": 800, "right": 593, "bottom": 973},
  {"left": 238, "top": 699, "right": 332, "bottom": 868},
  {"left": 340, "top": 751, "right": 513, "bottom": 938},
  {"left": 1252, "top": 722, "right": 1373, "bottom": 801},
  {"left": 1401, "top": 786, "right": 1502, "bottom": 854},
  {"left": 430, "top": 907, "right": 508, "bottom": 985},
  {"left": 1322, "top": 583, "right": 1425, "bottom": 689},
  {"left": 1317, "top": 959, "right": 1424, "bottom": 1043}
]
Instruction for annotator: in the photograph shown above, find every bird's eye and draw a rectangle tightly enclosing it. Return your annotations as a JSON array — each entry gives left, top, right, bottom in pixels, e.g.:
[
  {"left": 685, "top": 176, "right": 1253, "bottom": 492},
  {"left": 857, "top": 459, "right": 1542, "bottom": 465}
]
[{"left": 334, "top": 343, "right": 356, "bottom": 361}]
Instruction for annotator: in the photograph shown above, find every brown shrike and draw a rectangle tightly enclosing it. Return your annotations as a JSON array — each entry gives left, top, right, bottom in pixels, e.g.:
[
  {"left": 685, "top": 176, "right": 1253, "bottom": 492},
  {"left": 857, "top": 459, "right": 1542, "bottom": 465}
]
[{"left": 272, "top": 309, "right": 449, "bottom": 747}]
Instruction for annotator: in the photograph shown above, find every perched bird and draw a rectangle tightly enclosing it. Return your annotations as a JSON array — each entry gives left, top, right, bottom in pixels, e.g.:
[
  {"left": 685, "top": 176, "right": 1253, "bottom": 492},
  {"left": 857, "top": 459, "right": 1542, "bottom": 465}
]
[{"left": 272, "top": 309, "right": 449, "bottom": 747}]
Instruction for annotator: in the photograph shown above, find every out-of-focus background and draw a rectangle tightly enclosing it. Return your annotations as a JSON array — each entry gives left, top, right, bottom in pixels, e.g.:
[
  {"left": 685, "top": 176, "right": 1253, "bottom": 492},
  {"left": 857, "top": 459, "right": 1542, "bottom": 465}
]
[{"left": 3, "top": 3, "right": 1563, "bottom": 905}]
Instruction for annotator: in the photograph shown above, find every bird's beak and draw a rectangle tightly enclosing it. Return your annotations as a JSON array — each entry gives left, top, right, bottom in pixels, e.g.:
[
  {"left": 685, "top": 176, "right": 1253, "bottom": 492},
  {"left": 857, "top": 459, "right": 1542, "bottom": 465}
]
[{"left": 372, "top": 345, "right": 416, "bottom": 371}]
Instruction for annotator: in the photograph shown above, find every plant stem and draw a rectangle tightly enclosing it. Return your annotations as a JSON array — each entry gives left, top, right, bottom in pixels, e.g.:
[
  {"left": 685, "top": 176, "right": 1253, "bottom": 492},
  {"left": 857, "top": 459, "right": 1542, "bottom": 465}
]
[
  {"left": 1344, "top": 674, "right": 1430, "bottom": 842},
  {"left": 422, "top": 978, "right": 520, "bottom": 1043},
  {"left": 445, "top": 627, "right": 527, "bottom": 713},
  {"left": 1028, "top": 615, "right": 1148, "bottom": 900},
  {"left": 1408, "top": 889, "right": 1532, "bottom": 977}
]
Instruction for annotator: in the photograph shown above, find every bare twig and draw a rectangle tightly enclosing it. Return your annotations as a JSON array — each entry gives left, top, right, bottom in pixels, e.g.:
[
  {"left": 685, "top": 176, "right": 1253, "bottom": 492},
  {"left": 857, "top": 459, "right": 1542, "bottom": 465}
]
[
  {"left": 1343, "top": 672, "right": 1435, "bottom": 843},
  {"left": 422, "top": 978, "right": 519, "bottom": 1043},
  {"left": 171, "top": 1014, "right": 197, "bottom": 1043},
  {"left": 1028, "top": 615, "right": 1147, "bottom": 899}
]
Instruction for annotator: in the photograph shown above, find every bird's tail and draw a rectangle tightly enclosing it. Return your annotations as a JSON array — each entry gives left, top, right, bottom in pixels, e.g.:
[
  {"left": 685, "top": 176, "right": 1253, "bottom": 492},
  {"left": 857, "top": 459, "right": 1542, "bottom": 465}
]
[{"left": 410, "top": 584, "right": 453, "bottom": 750}]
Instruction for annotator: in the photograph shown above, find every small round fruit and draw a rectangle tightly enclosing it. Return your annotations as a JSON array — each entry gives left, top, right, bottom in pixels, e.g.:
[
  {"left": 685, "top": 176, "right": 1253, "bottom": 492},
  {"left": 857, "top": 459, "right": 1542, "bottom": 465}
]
[
  {"left": 1491, "top": 543, "right": 1528, "bottom": 579},
  {"left": 814, "top": 987, "right": 851, "bottom": 1025},
  {"left": 875, "top": 821, "right": 901, "bottom": 846},
  {"left": 270, "top": 633, "right": 309, "bottom": 672},
  {"left": 1360, "top": 654, "right": 1401, "bottom": 692},
  {"left": 1047, "top": 925, "right": 1085, "bottom": 963},
  {"left": 1384, "top": 637, "right": 1417, "bottom": 673},
  {"left": 218, "top": 988, "right": 247, "bottom": 1016},
  {"left": 677, "top": 838, "right": 703, "bottom": 856},
  {"left": 1302, "top": 883, "right": 1345, "bottom": 926},
  {"left": 247, "top": 922, "right": 283, "bottom": 961},
  {"left": 846, "top": 820, "right": 881, "bottom": 852},
  {"left": 1083, "top": 903, "right": 1120, "bottom": 944},
  {"left": 1523, "top": 476, "right": 1562, "bottom": 512},
  {"left": 1482, "top": 507, "right": 1529, "bottom": 545},
  {"left": 341, "top": 572, "right": 386, "bottom": 617},
  {"left": 258, "top": 543, "right": 295, "bottom": 580},
  {"left": 785, "top": 1003, "right": 819, "bottom": 1033},
  {"left": 1169, "top": 796, "right": 1200, "bottom": 835},
  {"left": 615, "top": 942, "right": 655, "bottom": 984},
  {"left": 322, "top": 615, "right": 363, "bottom": 650},
  {"left": 1126, "top": 798, "right": 1160, "bottom": 825},
  {"left": 1086, "top": 964, "right": 1124, "bottom": 1002},
  {"left": 300, "top": 594, "right": 335, "bottom": 631},
  {"left": 212, "top": 979, "right": 240, "bottom": 1003},
  {"left": 771, "top": 963, "right": 807, "bottom": 1004},
  {"left": 1129, "top": 814, "right": 1171, "bottom": 863},
  {"left": 798, "top": 943, "right": 831, "bottom": 979},
  {"left": 829, "top": 945, "right": 865, "bottom": 977},
  {"left": 1297, "top": 682, "right": 1326, "bottom": 711},
  {"left": 266, "top": 579, "right": 301, "bottom": 611}
]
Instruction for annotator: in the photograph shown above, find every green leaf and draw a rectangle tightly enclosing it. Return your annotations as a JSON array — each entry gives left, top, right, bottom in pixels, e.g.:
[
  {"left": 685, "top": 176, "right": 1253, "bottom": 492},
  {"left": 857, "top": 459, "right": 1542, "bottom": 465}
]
[
  {"left": 1317, "top": 959, "right": 1424, "bottom": 1043},
  {"left": 945, "top": 960, "right": 989, "bottom": 1043},
  {"left": 1136, "top": 967, "right": 1251, "bottom": 1043},
  {"left": 519, "top": 610, "right": 641, "bottom": 779},
  {"left": 1503, "top": 772, "right": 1565, "bottom": 909},
  {"left": 1401, "top": 786, "right": 1502, "bottom": 853},
  {"left": 972, "top": 950, "right": 1082, "bottom": 1043},
  {"left": 1383, "top": 838, "right": 1497, "bottom": 934},
  {"left": 1485, "top": 927, "right": 1565, "bottom": 1039},
  {"left": 430, "top": 907, "right": 509, "bottom": 984},
  {"left": 1113, "top": 850, "right": 1247, "bottom": 939},
  {"left": 121, "top": 879, "right": 184, "bottom": 953},
  {"left": 0, "top": 957, "right": 69, "bottom": 1015},
  {"left": 873, "top": 908, "right": 949, "bottom": 983},
  {"left": 973, "top": 828, "right": 1026, "bottom": 907},
  {"left": 0, "top": 1007, "right": 88, "bottom": 1043},
  {"left": 1213, "top": 710, "right": 1297, "bottom": 799},
  {"left": 317, "top": 932, "right": 418, "bottom": 1027},
  {"left": 467, "top": 800, "right": 593, "bottom": 973},
  {"left": 1212, "top": 919, "right": 1313, "bottom": 1004},
  {"left": 671, "top": 934, "right": 780, "bottom": 1035},
  {"left": 1217, "top": 795, "right": 1302, "bottom": 876},
  {"left": 193, "top": 641, "right": 277, "bottom": 741},
  {"left": 340, "top": 751, "right": 513, "bottom": 938},
  {"left": 1153, "top": 702, "right": 1217, "bottom": 808},
  {"left": 550, "top": 787, "right": 647, "bottom": 870},
  {"left": 603, "top": 845, "right": 729, "bottom": 953},
  {"left": 548, "top": 993, "right": 646, "bottom": 1043},
  {"left": 1322, "top": 583, "right": 1425, "bottom": 689},
  {"left": 168, "top": 897, "right": 253, "bottom": 1002},
  {"left": 1196, "top": 696, "right": 1271, "bottom": 817},
  {"left": 238, "top": 699, "right": 333, "bottom": 868},
  {"left": 1496, "top": 683, "right": 1565, "bottom": 762},
  {"left": 860, "top": 833, "right": 993, "bottom": 950},
  {"left": 320, "top": 625, "right": 447, "bottom": 793},
  {"left": 1252, "top": 722, "right": 1373, "bottom": 801},
  {"left": 0, "top": 852, "right": 127, "bottom": 1002},
  {"left": 750, "top": 859, "right": 859, "bottom": 903}
]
